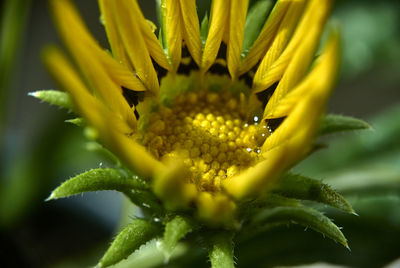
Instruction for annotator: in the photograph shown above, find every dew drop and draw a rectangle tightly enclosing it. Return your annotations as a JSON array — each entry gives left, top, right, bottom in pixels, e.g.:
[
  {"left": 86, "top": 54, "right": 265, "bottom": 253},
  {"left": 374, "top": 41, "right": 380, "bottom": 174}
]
[{"left": 142, "top": 203, "right": 151, "bottom": 208}]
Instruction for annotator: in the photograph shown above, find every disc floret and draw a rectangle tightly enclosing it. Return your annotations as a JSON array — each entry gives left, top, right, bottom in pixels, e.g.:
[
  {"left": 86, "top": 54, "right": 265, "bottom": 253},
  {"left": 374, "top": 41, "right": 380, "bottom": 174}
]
[{"left": 143, "top": 89, "right": 268, "bottom": 192}]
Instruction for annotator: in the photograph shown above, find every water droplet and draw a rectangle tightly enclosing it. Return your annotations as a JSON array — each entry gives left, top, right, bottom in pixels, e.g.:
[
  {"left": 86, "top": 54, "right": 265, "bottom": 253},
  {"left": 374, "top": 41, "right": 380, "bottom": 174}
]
[
  {"left": 246, "top": 148, "right": 252, "bottom": 152},
  {"left": 253, "top": 116, "right": 259, "bottom": 122},
  {"left": 142, "top": 203, "right": 151, "bottom": 208},
  {"left": 153, "top": 217, "right": 161, "bottom": 222}
]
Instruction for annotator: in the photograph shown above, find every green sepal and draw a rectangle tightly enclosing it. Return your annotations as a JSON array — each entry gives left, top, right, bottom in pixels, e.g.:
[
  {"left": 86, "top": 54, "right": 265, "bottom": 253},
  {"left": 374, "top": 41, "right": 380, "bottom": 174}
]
[
  {"left": 162, "top": 215, "right": 194, "bottom": 261},
  {"left": 272, "top": 173, "right": 355, "bottom": 214},
  {"left": 208, "top": 232, "right": 235, "bottom": 268},
  {"left": 123, "top": 189, "right": 164, "bottom": 217},
  {"left": 29, "top": 90, "right": 72, "bottom": 110},
  {"left": 65, "top": 117, "right": 84, "bottom": 126},
  {"left": 319, "top": 114, "right": 371, "bottom": 135},
  {"left": 200, "top": 12, "right": 209, "bottom": 45},
  {"left": 242, "top": 0, "right": 274, "bottom": 57},
  {"left": 99, "top": 219, "right": 162, "bottom": 267},
  {"left": 253, "top": 206, "right": 348, "bottom": 248},
  {"left": 85, "top": 141, "right": 122, "bottom": 167},
  {"left": 47, "top": 168, "right": 148, "bottom": 200}
]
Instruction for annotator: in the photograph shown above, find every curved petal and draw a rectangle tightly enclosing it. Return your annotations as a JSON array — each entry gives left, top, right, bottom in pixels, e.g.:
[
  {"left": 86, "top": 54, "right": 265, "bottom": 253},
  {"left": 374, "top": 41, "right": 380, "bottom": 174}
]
[
  {"left": 252, "top": 0, "right": 333, "bottom": 93},
  {"left": 196, "top": 192, "right": 237, "bottom": 224},
  {"left": 111, "top": 0, "right": 160, "bottom": 94},
  {"left": 264, "top": 29, "right": 340, "bottom": 119},
  {"left": 223, "top": 142, "right": 289, "bottom": 199},
  {"left": 153, "top": 160, "right": 198, "bottom": 208},
  {"left": 161, "top": 0, "right": 183, "bottom": 71},
  {"left": 201, "top": 0, "right": 230, "bottom": 72},
  {"left": 44, "top": 46, "right": 162, "bottom": 178},
  {"left": 261, "top": 29, "right": 340, "bottom": 152},
  {"left": 179, "top": 0, "right": 202, "bottom": 66},
  {"left": 252, "top": 0, "right": 306, "bottom": 93},
  {"left": 99, "top": 0, "right": 171, "bottom": 71},
  {"left": 225, "top": 29, "right": 340, "bottom": 199},
  {"left": 227, "top": 0, "right": 249, "bottom": 80},
  {"left": 239, "top": 0, "right": 290, "bottom": 75},
  {"left": 51, "top": 0, "right": 146, "bottom": 92},
  {"left": 43, "top": 46, "right": 122, "bottom": 132}
]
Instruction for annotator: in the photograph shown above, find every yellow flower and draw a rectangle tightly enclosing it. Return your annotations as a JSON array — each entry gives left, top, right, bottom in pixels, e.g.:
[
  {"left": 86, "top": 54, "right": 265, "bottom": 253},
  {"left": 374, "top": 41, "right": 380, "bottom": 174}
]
[{"left": 45, "top": 0, "right": 339, "bottom": 225}]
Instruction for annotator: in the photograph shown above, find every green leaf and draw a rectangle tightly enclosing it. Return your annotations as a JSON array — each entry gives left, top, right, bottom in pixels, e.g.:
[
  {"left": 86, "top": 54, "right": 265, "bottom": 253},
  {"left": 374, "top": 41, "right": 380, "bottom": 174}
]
[
  {"left": 272, "top": 173, "right": 355, "bottom": 214},
  {"left": 319, "top": 114, "right": 371, "bottom": 135},
  {"left": 29, "top": 89, "right": 73, "bottom": 110},
  {"left": 48, "top": 168, "right": 148, "bottom": 200},
  {"left": 162, "top": 215, "right": 193, "bottom": 261},
  {"left": 65, "top": 117, "right": 84, "bottom": 126},
  {"left": 254, "top": 206, "right": 348, "bottom": 248},
  {"left": 200, "top": 12, "right": 209, "bottom": 45},
  {"left": 99, "top": 219, "right": 161, "bottom": 267},
  {"left": 242, "top": 0, "right": 274, "bottom": 56},
  {"left": 208, "top": 232, "right": 235, "bottom": 268}
]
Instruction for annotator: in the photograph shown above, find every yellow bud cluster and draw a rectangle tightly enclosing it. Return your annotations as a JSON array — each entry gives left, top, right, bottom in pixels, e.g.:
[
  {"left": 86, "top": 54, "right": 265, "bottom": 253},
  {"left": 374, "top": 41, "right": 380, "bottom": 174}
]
[{"left": 143, "top": 91, "right": 269, "bottom": 192}]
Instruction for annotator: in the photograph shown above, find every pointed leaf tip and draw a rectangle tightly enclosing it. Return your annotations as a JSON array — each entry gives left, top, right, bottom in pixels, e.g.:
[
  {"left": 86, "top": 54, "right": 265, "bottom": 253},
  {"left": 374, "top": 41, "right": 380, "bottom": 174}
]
[
  {"left": 273, "top": 173, "right": 355, "bottom": 214},
  {"left": 65, "top": 117, "right": 84, "bottom": 126},
  {"left": 319, "top": 114, "right": 371, "bottom": 136},
  {"left": 254, "top": 206, "right": 348, "bottom": 247},
  {"left": 29, "top": 89, "right": 73, "bottom": 110},
  {"left": 99, "top": 219, "right": 161, "bottom": 267}
]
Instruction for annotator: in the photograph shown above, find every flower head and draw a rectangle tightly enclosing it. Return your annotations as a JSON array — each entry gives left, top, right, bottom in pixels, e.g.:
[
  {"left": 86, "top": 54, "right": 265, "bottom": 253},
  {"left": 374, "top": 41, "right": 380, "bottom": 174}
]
[{"left": 37, "top": 0, "right": 361, "bottom": 266}]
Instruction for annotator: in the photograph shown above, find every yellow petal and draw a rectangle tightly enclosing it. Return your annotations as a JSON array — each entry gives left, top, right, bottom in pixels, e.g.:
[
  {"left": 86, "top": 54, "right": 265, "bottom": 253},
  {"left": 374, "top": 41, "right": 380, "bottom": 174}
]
[
  {"left": 228, "top": 30, "right": 340, "bottom": 199},
  {"left": 261, "top": 29, "right": 340, "bottom": 152},
  {"left": 98, "top": 0, "right": 131, "bottom": 67},
  {"left": 253, "top": 0, "right": 333, "bottom": 94},
  {"left": 43, "top": 46, "right": 115, "bottom": 131},
  {"left": 50, "top": 0, "right": 138, "bottom": 129},
  {"left": 264, "top": 29, "right": 340, "bottom": 119},
  {"left": 111, "top": 0, "right": 160, "bottom": 94},
  {"left": 77, "top": 43, "right": 137, "bottom": 129},
  {"left": 223, "top": 143, "right": 289, "bottom": 199},
  {"left": 201, "top": 0, "right": 230, "bottom": 72},
  {"left": 179, "top": 0, "right": 202, "bottom": 66},
  {"left": 252, "top": 0, "right": 306, "bottom": 93},
  {"left": 153, "top": 160, "right": 197, "bottom": 209},
  {"left": 227, "top": 0, "right": 249, "bottom": 80},
  {"left": 45, "top": 46, "right": 162, "bottom": 178},
  {"left": 130, "top": 1, "right": 171, "bottom": 71},
  {"left": 99, "top": 0, "right": 170, "bottom": 72},
  {"left": 52, "top": 0, "right": 146, "bottom": 92},
  {"left": 239, "top": 0, "right": 290, "bottom": 75},
  {"left": 108, "top": 130, "right": 164, "bottom": 179},
  {"left": 196, "top": 192, "right": 237, "bottom": 225},
  {"left": 161, "top": 0, "right": 183, "bottom": 71}
]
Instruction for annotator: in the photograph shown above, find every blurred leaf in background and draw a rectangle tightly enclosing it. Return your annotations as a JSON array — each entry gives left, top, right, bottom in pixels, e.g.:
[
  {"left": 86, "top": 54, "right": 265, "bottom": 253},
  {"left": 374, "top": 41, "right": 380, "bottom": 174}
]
[
  {"left": 0, "top": 0, "right": 34, "bottom": 228},
  {"left": 0, "top": 0, "right": 399, "bottom": 267}
]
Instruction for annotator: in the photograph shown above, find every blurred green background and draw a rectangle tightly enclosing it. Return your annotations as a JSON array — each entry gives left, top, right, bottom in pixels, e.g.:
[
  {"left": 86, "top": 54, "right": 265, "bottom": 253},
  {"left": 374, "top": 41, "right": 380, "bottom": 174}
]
[{"left": 0, "top": 0, "right": 399, "bottom": 267}]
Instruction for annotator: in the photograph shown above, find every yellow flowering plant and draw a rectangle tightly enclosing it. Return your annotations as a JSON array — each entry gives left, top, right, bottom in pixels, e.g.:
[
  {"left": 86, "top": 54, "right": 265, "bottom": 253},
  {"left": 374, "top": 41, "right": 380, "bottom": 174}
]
[{"left": 31, "top": 0, "right": 372, "bottom": 267}]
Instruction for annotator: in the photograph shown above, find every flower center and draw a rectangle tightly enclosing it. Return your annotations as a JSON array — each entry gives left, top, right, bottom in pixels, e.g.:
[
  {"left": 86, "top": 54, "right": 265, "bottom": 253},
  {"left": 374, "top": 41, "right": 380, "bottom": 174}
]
[{"left": 143, "top": 91, "right": 268, "bottom": 191}]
